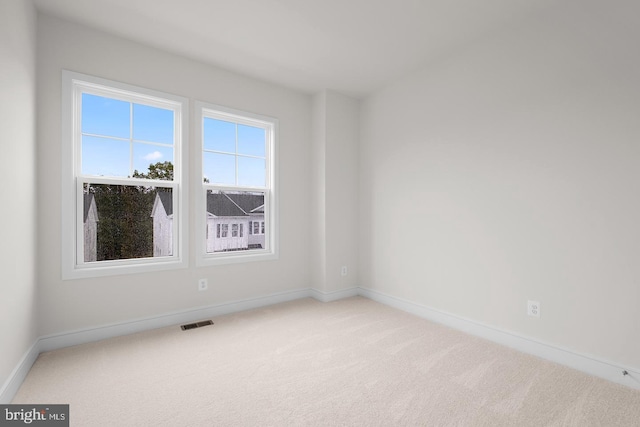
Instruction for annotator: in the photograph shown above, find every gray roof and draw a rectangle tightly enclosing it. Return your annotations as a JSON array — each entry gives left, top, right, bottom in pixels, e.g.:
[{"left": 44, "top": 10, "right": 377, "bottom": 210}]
[
  {"left": 156, "top": 191, "right": 174, "bottom": 216},
  {"left": 154, "top": 190, "right": 263, "bottom": 218},
  {"left": 225, "top": 193, "right": 264, "bottom": 215},
  {"left": 207, "top": 191, "right": 264, "bottom": 217},
  {"left": 83, "top": 193, "right": 97, "bottom": 222}
]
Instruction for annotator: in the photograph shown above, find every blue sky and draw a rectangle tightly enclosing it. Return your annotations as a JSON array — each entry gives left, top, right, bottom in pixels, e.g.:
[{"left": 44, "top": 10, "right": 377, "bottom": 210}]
[
  {"left": 203, "top": 118, "right": 266, "bottom": 187},
  {"left": 81, "top": 93, "right": 266, "bottom": 187},
  {"left": 81, "top": 93, "right": 174, "bottom": 177}
]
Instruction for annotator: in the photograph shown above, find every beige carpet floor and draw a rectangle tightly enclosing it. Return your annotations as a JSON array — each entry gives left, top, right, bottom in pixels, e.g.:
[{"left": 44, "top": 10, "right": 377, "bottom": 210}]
[{"left": 12, "top": 297, "right": 640, "bottom": 426}]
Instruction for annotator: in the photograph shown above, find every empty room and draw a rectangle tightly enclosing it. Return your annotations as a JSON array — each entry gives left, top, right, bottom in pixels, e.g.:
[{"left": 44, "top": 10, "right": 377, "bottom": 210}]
[{"left": 2, "top": 0, "right": 640, "bottom": 425}]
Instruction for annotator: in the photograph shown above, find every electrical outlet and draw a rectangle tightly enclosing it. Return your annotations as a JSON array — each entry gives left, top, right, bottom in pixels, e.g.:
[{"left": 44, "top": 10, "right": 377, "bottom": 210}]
[
  {"left": 198, "top": 278, "right": 208, "bottom": 291},
  {"left": 341, "top": 266, "right": 348, "bottom": 277},
  {"left": 527, "top": 300, "right": 540, "bottom": 318}
]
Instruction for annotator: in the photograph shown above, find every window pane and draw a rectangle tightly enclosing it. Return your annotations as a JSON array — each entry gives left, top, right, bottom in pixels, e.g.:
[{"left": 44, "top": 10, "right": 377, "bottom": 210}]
[
  {"left": 237, "top": 124, "right": 265, "bottom": 157},
  {"left": 238, "top": 156, "right": 265, "bottom": 187},
  {"left": 206, "top": 190, "right": 265, "bottom": 253},
  {"left": 204, "top": 152, "right": 235, "bottom": 185},
  {"left": 83, "top": 184, "right": 173, "bottom": 262},
  {"left": 82, "top": 93, "right": 130, "bottom": 139},
  {"left": 204, "top": 118, "right": 236, "bottom": 153},
  {"left": 82, "top": 136, "right": 130, "bottom": 177},
  {"left": 133, "top": 103, "right": 174, "bottom": 144},
  {"left": 133, "top": 143, "right": 174, "bottom": 179}
]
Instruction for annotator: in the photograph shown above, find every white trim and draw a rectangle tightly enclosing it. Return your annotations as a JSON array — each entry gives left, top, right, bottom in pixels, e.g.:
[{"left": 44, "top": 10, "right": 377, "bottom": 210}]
[
  {"left": 194, "top": 101, "right": 278, "bottom": 267},
  {"left": 310, "top": 287, "right": 359, "bottom": 302},
  {"left": 0, "top": 341, "right": 40, "bottom": 403},
  {"left": 39, "top": 288, "right": 311, "bottom": 353},
  {"left": 358, "top": 287, "right": 640, "bottom": 390},
  {"left": 1, "top": 288, "right": 314, "bottom": 403},
  {"left": 4, "top": 286, "right": 638, "bottom": 403},
  {"left": 61, "top": 70, "right": 189, "bottom": 279},
  {"left": 31, "top": 286, "right": 343, "bottom": 353}
]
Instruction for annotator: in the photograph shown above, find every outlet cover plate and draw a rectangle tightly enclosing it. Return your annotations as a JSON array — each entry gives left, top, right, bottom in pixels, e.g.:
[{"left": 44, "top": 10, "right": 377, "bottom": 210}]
[{"left": 528, "top": 300, "right": 540, "bottom": 318}]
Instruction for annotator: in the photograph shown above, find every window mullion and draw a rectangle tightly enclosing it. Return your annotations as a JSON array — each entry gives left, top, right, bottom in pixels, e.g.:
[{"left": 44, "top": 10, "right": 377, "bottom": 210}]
[
  {"left": 78, "top": 175, "right": 178, "bottom": 188},
  {"left": 235, "top": 123, "right": 239, "bottom": 186}
]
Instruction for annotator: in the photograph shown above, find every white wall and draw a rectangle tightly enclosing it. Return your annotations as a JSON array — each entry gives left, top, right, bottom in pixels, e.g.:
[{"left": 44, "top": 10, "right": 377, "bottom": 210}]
[
  {"left": 311, "top": 92, "right": 327, "bottom": 291},
  {"left": 312, "top": 90, "right": 359, "bottom": 293},
  {"left": 359, "top": 2, "right": 640, "bottom": 369},
  {"left": 36, "top": 14, "right": 313, "bottom": 336},
  {"left": 0, "top": 0, "right": 38, "bottom": 395},
  {"left": 325, "top": 92, "right": 359, "bottom": 291}
]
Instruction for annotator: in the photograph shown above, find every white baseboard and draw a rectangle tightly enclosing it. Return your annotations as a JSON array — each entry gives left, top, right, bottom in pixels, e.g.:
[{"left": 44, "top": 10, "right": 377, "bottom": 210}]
[
  {"left": 310, "top": 287, "right": 359, "bottom": 302},
  {"left": 4, "top": 285, "right": 639, "bottom": 403},
  {"left": 0, "top": 341, "right": 40, "bottom": 404},
  {"left": 36, "top": 286, "right": 354, "bottom": 355},
  {"left": 358, "top": 287, "right": 640, "bottom": 391},
  {"left": 39, "top": 288, "right": 312, "bottom": 353},
  {"left": 1, "top": 288, "right": 313, "bottom": 403},
  {"left": 2, "top": 285, "right": 352, "bottom": 402}
]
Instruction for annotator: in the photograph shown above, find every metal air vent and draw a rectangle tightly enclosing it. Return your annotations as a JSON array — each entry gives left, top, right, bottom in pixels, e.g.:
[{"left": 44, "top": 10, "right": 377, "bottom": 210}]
[{"left": 180, "top": 320, "right": 214, "bottom": 331}]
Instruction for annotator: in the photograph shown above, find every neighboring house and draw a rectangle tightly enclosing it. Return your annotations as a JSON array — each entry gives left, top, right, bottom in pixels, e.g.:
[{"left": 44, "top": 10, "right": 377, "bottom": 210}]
[
  {"left": 151, "top": 191, "right": 265, "bottom": 255},
  {"left": 83, "top": 193, "right": 98, "bottom": 262},
  {"left": 206, "top": 191, "right": 265, "bottom": 253},
  {"left": 150, "top": 191, "right": 173, "bottom": 257}
]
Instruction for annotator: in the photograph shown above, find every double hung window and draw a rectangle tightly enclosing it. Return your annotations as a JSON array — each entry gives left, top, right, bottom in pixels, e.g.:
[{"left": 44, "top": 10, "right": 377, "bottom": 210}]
[
  {"left": 62, "top": 71, "right": 188, "bottom": 278},
  {"left": 196, "top": 102, "right": 277, "bottom": 264}
]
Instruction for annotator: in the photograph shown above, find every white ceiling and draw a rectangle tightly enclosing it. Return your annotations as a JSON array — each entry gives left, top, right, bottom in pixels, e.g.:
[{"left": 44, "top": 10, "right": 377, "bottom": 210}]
[{"left": 33, "top": 0, "right": 557, "bottom": 97}]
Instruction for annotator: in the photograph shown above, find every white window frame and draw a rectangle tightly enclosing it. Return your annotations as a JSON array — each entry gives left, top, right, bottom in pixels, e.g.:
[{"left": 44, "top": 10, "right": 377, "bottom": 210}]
[
  {"left": 195, "top": 101, "right": 278, "bottom": 266},
  {"left": 61, "top": 70, "right": 189, "bottom": 279}
]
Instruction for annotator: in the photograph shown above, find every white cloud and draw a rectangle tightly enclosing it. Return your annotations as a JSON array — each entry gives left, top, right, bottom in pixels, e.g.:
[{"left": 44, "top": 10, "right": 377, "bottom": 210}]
[{"left": 143, "top": 151, "right": 163, "bottom": 161}]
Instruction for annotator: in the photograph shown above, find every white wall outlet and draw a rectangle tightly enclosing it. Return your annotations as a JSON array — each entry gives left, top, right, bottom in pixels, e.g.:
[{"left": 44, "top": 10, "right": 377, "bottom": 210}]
[
  {"left": 341, "top": 266, "right": 348, "bottom": 276},
  {"left": 527, "top": 300, "right": 540, "bottom": 318},
  {"left": 198, "top": 278, "right": 208, "bottom": 291}
]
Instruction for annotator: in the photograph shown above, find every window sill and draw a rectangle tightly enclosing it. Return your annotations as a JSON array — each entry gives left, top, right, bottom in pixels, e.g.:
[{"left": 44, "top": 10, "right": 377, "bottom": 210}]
[
  {"left": 62, "top": 257, "right": 188, "bottom": 280},
  {"left": 196, "top": 249, "right": 278, "bottom": 267}
]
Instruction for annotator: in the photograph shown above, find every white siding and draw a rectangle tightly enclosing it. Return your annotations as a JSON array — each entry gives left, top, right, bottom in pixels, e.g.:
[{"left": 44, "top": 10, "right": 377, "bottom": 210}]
[
  {"left": 207, "top": 217, "right": 250, "bottom": 252},
  {"left": 152, "top": 203, "right": 173, "bottom": 257},
  {"left": 83, "top": 203, "right": 97, "bottom": 262},
  {"left": 247, "top": 216, "right": 266, "bottom": 249}
]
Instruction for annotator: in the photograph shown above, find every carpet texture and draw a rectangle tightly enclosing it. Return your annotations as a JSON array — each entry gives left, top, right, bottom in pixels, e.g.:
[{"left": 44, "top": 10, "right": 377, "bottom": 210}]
[{"left": 12, "top": 297, "right": 640, "bottom": 426}]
